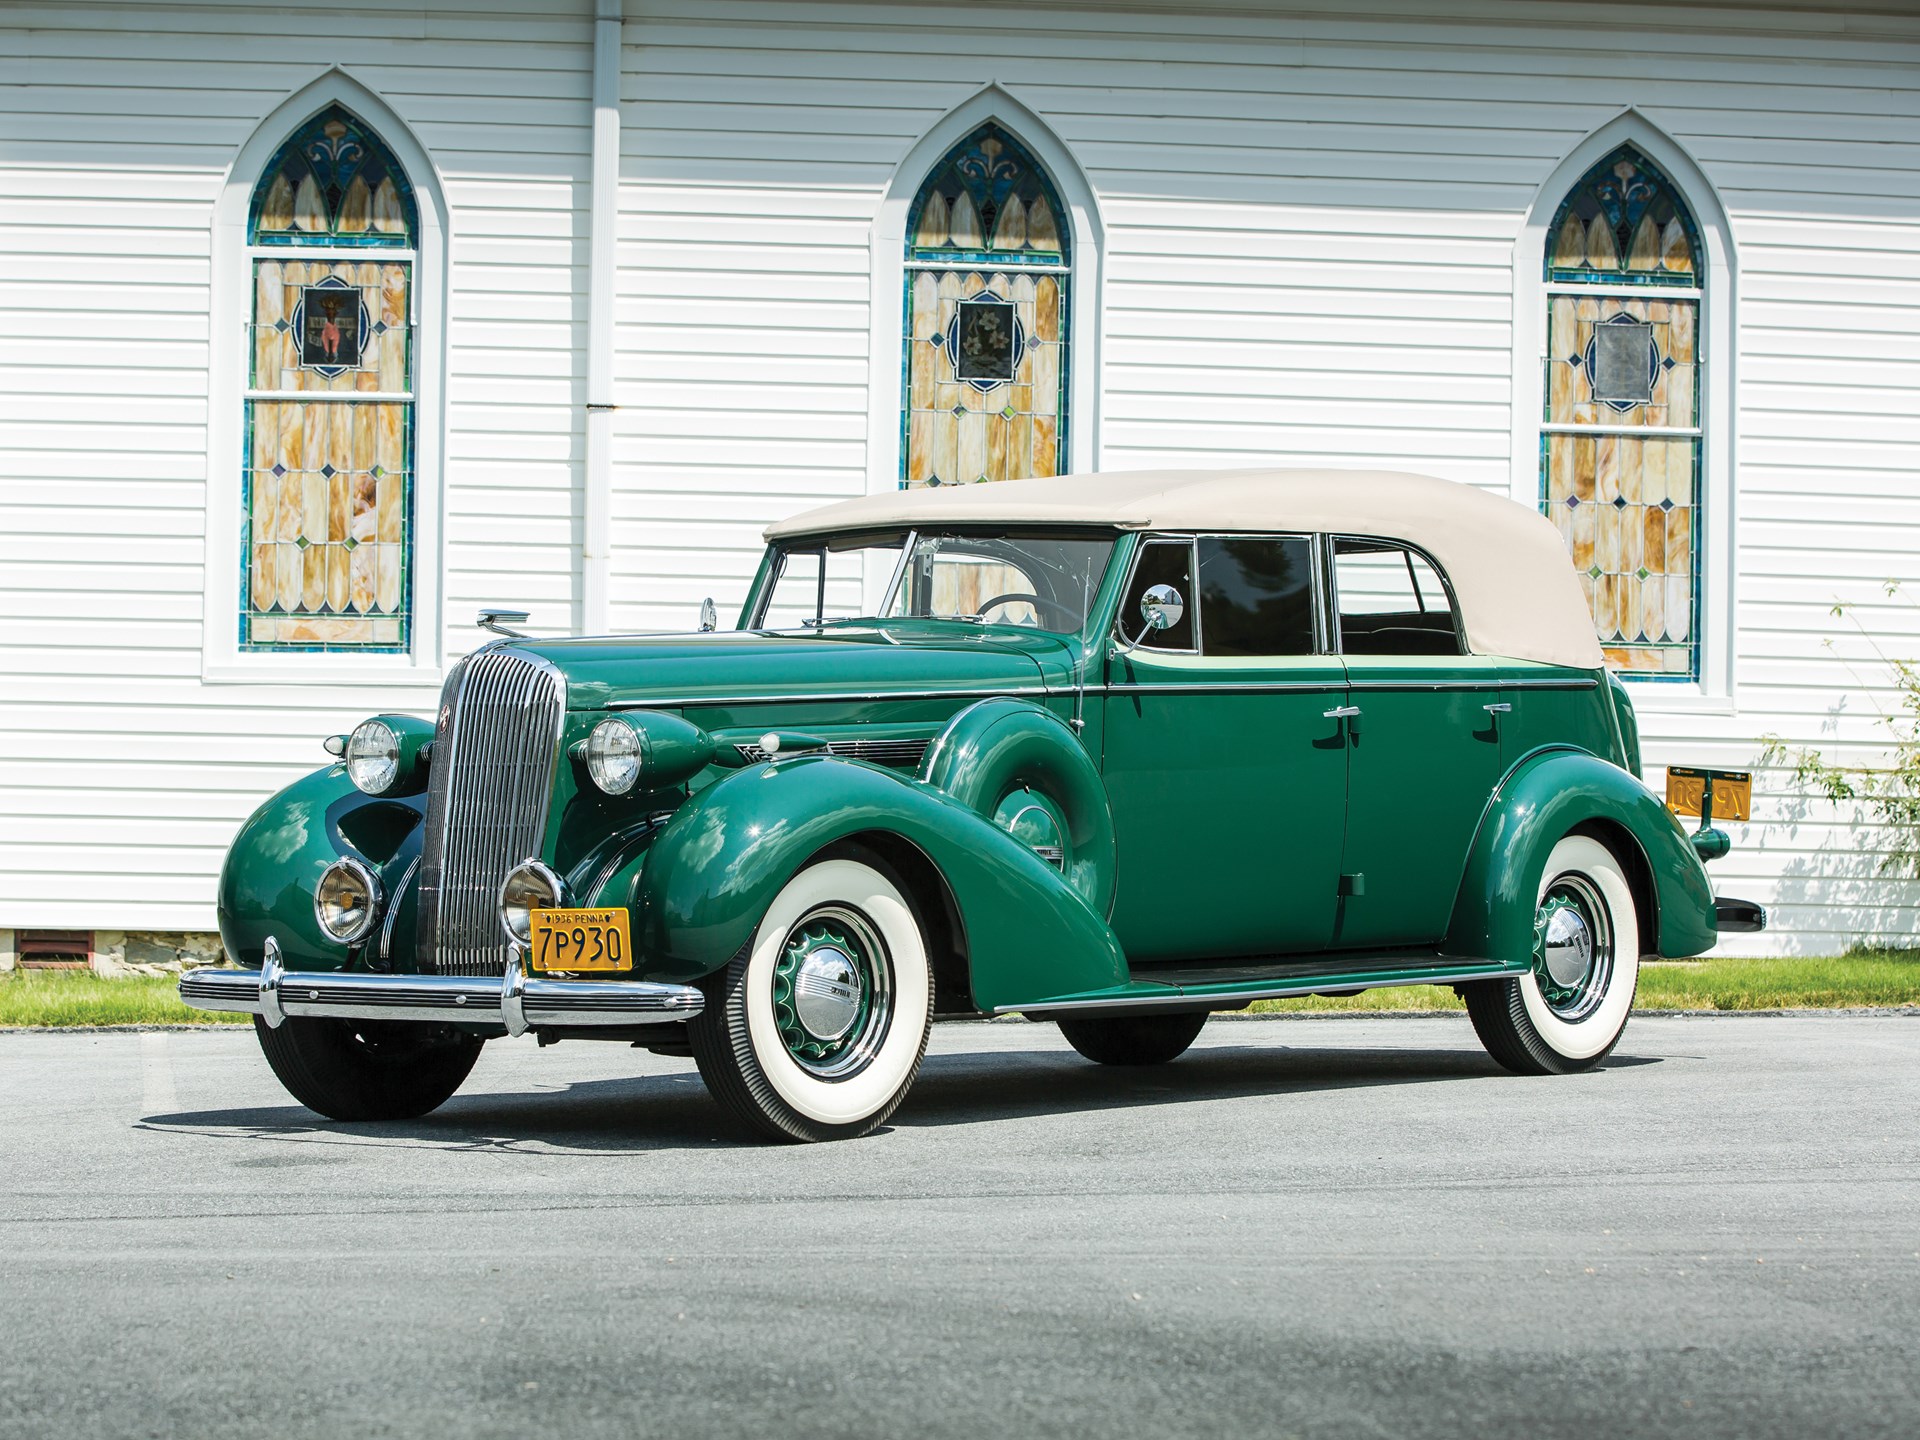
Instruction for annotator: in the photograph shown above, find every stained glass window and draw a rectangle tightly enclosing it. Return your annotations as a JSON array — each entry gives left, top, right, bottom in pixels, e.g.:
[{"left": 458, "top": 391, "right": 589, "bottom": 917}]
[
  {"left": 242, "top": 105, "right": 417, "bottom": 650},
  {"left": 902, "top": 124, "right": 1070, "bottom": 487},
  {"left": 1541, "top": 147, "right": 1703, "bottom": 678}
]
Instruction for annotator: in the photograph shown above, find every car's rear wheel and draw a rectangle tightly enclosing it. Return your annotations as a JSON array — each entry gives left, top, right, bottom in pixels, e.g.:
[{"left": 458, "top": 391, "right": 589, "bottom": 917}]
[
  {"left": 1057, "top": 1011, "right": 1208, "bottom": 1066},
  {"left": 1462, "top": 834, "right": 1641, "bottom": 1075},
  {"left": 689, "top": 857, "right": 933, "bottom": 1143},
  {"left": 253, "top": 1016, "right": 484, "bottom": 1121}
]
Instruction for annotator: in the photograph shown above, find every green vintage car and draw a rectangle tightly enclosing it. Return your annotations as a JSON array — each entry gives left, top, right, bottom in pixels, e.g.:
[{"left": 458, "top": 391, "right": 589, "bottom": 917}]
[{"left": 183, "top": 468, "right": 1763, "bottom": 1141}]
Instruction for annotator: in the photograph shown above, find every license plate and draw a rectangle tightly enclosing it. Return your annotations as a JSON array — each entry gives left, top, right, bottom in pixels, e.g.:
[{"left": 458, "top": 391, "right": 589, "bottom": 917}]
[
  {"left": 527, "top": 907, "right": 633, "bottom": 973},
  {"left": 1665, "top": 767, "right": 1752, "bottom": 823}
]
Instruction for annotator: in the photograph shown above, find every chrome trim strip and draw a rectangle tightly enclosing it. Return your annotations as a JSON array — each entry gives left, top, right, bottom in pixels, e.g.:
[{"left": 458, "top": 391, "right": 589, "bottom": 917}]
[
  {"left": 1104, "top": 680, "right": 1345, "bottom": 696},
  {"left": 378, "top": 855, "right": 421, "bottom": 963},
  {"left": 994, "top": 965, "right": 1524, "bottom": 1016},
  {"left": 608, "top": 686, "right": 1049, "bottom": 711},
  {"left": 177, "top": 960, "right": 705, "bottom": 1028}
]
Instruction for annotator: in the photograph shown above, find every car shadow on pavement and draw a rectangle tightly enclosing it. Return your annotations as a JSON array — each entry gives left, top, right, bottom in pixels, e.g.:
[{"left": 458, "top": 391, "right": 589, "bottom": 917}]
[
  {"left": 137, "top": 1039, "right": 1659, "bottom": 1151},
  {"left": 894, "top": 1040, "right": 1660, "bottom": 1129}
]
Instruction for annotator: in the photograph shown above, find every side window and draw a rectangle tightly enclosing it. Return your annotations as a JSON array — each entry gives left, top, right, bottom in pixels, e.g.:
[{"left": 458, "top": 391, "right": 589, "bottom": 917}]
[
  {"left": 1121, "top": 539, "right": 1195, "bottom": 651},
  {"left": 1197, "top": 537, "right": 1315, "bottom": 657},
  {"left": 1333, "top": 539, "right": 1463, "bottom": 656}
]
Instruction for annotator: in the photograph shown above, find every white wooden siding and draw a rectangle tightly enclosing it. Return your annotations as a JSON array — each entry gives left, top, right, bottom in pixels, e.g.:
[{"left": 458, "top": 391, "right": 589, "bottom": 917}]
[
  {"left": 0, "top": 0, "right": 593, "bottom": 929},
  {"left": 2, "top": 0, "right": 1917, "bottom": 953}
]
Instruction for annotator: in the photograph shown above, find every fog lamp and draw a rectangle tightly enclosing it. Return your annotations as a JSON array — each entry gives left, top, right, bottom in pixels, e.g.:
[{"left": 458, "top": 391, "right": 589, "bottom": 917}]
[
  {"left": 498, "top": 860, "right": 564, "bottom": 946},
  {"left": 314, "top": 857, "right": 383, "bottom": 945}
]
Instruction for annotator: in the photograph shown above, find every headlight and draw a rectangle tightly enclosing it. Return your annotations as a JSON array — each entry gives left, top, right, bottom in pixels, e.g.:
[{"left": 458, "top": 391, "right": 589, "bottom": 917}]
[
  {"left": 345, "top": 719, "right": 400, "bottom": 795},
  {"left": 585, "top": 718, "right": 643, "bottom": 795},
  {"left": 314, "top": 857, "right": 383, "bottom": 944},
  {"left": 498, "top": 860, "right": 564, "bottom": 946}
]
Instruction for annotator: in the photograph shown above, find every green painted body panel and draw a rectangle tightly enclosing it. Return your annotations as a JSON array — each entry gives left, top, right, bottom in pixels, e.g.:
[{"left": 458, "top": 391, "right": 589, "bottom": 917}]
[
  {"left": 1445, "top": 747, "right": 1718, "bottom": 964},
  {"left": 631, "top": 753, "right": 1129, "bottom": 1008},
  {"left": 1100, "top": 651, "right": 1348, "bottom": 959},
  {"left": 216, "top": 763, "right": 425, "bottom": 972},
  {"left": 1336, "top": 657, "right": 1505, "bottom": 949}
]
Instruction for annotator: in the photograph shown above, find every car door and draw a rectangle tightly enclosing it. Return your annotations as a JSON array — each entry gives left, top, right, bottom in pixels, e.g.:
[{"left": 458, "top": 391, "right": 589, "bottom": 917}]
[
  {"left": 1101, "top": 534, "right": 1348, "bottom": 962},
  {"left": 1329, "top": 536, "right": 1504, "bottom": 949}
]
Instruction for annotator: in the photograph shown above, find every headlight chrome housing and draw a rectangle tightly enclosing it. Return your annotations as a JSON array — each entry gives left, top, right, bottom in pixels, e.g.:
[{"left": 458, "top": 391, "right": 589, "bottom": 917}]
[
  {"left": 314, "top": 857, "right": 383, "bottom": 945},
  {"left": 345, "top": 719, "right": 401, "bottom": 795},
  {"left": 585, "top": 718, "right": 643, "bottom": 795},
  {"left": 498, "top": 860, "right": 565, "bottom": 946}
]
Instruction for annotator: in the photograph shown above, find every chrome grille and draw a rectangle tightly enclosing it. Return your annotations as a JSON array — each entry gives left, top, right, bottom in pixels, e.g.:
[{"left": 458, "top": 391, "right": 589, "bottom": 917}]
[
  {"left": 732, "top": 737, "right": 930, "bottom": 769},
  {"left": 416, "top": 648, "right": 565, "bottom": 976}
]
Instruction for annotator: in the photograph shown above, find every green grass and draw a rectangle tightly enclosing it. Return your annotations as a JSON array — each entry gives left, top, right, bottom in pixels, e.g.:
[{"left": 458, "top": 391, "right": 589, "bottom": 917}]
[
  {"left": 3, "top": 953, "right": 1918, "bottom": 1027},
  {"left": 1247, "top": 950, "right": 1920, "bottom": 1014},
  {"left": 0, "top": 970, "right": 249, "bottom": 1028}
]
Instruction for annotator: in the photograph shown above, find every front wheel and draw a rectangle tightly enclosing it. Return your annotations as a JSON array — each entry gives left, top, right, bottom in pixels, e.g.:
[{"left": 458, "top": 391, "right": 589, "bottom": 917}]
[
  {"left": 1462, "top": 834, "right": 1641, "bottom": 1075},
  {"left": 254, "top": 1016, "right": 484, "bottom": 1121},
  {"left": 1058, "top": 1011, "right": 1208, "bottom": 1066},
  {"left": 689, "top": 858, "right": 933, "bottom": 1142}
]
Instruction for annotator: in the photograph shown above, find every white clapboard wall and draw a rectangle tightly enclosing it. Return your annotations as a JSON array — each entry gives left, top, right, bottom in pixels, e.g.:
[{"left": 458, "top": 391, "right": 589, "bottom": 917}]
[{"left": 1, "top": 0, "right": 1917, "bottom": 952}]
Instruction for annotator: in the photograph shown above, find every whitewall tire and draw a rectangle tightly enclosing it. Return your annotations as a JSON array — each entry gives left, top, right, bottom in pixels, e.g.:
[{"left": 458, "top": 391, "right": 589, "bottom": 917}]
[
  {"left": 689, "top": 857, "right": 933, "bottom": 1142},
  {"left": 1463, "top": 834, "right": 1641, "bottom": 1075}
]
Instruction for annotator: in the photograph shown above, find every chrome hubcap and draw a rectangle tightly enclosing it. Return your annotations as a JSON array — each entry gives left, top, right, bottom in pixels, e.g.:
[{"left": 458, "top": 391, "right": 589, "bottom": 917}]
[
  {"left": 771, "top": 905, "right": 894, "bottom": 1079},
  {"left": 1541, "top": 905, "right": 1593, "bottom": 989},
  {"left": 791, "top": 945, "right": 862, "bottom": 1042},
  {"left": 1533, "top": 875, "right": 1615, "bottom": 1022}
]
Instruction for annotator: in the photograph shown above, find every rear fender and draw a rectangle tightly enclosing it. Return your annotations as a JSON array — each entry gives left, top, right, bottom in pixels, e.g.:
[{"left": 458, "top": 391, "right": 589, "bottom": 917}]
[
  {"left": 1445, "top": 748, "right": 1716, "bottom": 965},
  {"left": 631, "top": 755, "right": 1127, "bottom": 1009}
]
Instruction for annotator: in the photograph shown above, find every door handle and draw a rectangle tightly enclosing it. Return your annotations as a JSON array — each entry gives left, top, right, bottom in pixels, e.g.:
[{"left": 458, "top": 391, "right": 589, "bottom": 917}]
[
  {"left": 1483, "top": 702, "right": 1512, "bottom": 715},
  {"left": 1323, "top": 705, "right": 1361, "bottom": 719}
]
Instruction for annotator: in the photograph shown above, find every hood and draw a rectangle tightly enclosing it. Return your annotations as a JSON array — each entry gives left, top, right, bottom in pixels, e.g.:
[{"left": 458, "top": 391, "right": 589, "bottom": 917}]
[{"left": 512, "top": 623, "right": 1082, "bottom": 712}]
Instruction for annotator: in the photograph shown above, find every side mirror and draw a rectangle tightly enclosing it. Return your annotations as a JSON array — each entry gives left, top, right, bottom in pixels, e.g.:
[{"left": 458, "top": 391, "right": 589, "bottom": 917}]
[
  {"left": 698, "top": 597, "right": 718, "bottom": 633},
  {"left": 477, "top": 607, "right": 530, "bottom": 638},
  {"left": 1139, "top": 584, "right": 1185, "bottom": 633}
]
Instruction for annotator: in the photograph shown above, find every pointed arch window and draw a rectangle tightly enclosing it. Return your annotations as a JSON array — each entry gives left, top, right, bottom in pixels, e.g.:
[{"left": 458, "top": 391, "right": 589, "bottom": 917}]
[
  {"left": 902, "top": 123, "right": 1070, "bottom": 487},
  {"left": 1540, "top": 146, "right": 1705, "bottom": 678},
  {"left": 242, "top": 104, "right": 419, "bottom": 650}
]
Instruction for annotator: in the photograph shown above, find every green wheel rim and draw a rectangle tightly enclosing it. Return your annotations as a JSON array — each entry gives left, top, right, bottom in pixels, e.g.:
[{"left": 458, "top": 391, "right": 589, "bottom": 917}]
[{"left": 771, "top": 903, "right": 893, "bottom": 1079}]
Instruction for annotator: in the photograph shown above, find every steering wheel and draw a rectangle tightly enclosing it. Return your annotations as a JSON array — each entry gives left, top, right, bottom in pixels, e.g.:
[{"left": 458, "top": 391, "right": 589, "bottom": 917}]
[{"left": 977, "top": 592, "right": 1079, "bottom": 629}]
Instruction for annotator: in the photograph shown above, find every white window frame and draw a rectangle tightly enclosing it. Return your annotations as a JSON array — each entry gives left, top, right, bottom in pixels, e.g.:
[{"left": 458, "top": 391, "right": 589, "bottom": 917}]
[
  {"left": 1510, "top": 109, "right": 1738, "bottom": 713},
  {"left": 202, "top": 68, "right": 448, "bottom": 685}
]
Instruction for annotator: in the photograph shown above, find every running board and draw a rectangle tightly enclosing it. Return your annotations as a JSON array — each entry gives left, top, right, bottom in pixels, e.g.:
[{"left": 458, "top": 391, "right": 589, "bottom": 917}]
[{"left": 997, "top": 963, "right": 1526, "bottom": 1017}]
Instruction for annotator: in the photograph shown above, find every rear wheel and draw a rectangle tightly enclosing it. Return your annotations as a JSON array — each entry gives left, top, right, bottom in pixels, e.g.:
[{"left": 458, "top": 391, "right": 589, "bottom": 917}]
[
  {"left": 253, "top": 1016, "right": 484, "bottom": 1121},
  {"left": 689, "top": 858, "right": 933, "bottom": 1143},
  {"left": 1058, "top": 1011, "right": 1208, "bottom": 1066},
  {"left": 1462, "top": 834, "right": 1641, "bottom": 1075}
]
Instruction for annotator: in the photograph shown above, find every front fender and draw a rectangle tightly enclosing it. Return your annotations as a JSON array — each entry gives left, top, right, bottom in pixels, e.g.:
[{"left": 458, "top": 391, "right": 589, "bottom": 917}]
[
  {"left": 217, "top": 764, "right": 427, "bottom": 971},
  {"left": 1444, "top": 748, "right": 1717, "bottom": 965},
  {"left": 632, "top": 755, "right": 1128, "bottom": 1009}
]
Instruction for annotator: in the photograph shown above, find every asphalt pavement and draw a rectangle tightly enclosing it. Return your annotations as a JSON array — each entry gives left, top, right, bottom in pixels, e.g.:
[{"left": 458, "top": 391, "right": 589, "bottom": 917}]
[{"left": 2, "top": 1013, "right": 1916, "bottom": 1440}]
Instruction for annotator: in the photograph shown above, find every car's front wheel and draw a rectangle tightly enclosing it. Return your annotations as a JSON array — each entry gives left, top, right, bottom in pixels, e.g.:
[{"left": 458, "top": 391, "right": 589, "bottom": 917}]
[
  {"left": 1462, "top": 833, "right": 1641, "bottom": 1075},
  {"left": 254, "top": 1016, "right": 484, "bottom": 1121},
  {"left": 689, "top": 857, "right": 933, "bottom": 1142}
]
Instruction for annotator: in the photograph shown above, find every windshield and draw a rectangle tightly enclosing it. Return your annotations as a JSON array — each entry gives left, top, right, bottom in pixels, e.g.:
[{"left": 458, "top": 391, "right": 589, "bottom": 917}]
[{"left": 756, "top": 528, "right": 1117, "bottom": 635}]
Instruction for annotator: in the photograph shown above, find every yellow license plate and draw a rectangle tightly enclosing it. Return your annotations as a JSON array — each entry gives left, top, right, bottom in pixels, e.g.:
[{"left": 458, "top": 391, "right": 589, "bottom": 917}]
[
  {"left": 528, "top": 907, "right": 633, "bottom": 973},
  {"left": 1665, "top": 767, "right": 1752, "bottom": 823}
]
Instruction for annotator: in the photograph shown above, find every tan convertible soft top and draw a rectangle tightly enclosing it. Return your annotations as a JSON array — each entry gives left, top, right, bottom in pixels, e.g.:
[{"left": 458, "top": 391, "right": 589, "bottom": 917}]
[{"left": 766, "top": 468, "right": 1606, "bottom": 670}]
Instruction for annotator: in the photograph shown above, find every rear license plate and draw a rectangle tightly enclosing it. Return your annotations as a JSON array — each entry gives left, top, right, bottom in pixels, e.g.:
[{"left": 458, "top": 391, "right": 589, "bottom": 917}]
[
  {"left": 528, "top": 907, "right": 633, "bottom": 973},
  {"left": 1665, "top": 767, "right": 1752, "bottom": 823}
]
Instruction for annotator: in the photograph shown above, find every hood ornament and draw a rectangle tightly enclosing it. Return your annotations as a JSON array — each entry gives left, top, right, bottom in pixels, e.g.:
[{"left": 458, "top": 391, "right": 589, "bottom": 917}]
[{"left": 476, "top": 607, "right": 530, "bottom": 638}]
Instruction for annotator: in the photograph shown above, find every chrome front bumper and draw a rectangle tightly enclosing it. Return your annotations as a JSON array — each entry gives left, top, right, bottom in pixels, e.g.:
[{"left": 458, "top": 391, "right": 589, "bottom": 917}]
[{"left": 180, "top": 937, "right": 703, "bottom": 1036}]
